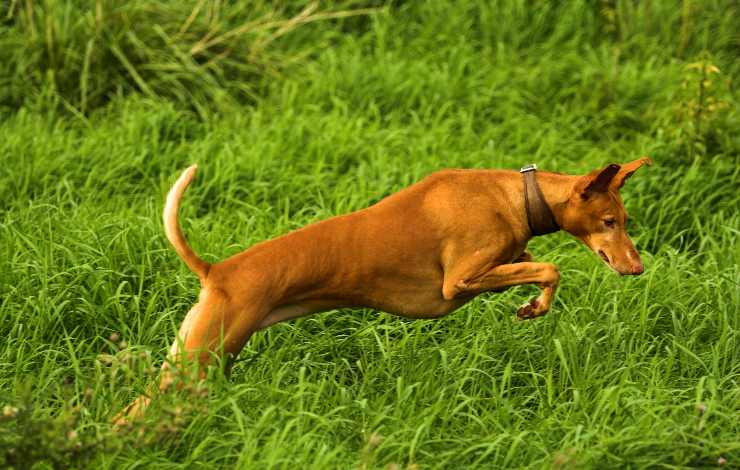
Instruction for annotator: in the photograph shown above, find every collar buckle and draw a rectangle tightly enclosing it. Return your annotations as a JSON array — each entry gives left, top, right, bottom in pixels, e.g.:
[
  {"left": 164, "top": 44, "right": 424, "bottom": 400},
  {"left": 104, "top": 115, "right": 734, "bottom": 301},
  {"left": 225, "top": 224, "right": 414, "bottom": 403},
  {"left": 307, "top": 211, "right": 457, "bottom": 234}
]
[{"left": 520, "top": 164, "right": 537, "bottom": 173}]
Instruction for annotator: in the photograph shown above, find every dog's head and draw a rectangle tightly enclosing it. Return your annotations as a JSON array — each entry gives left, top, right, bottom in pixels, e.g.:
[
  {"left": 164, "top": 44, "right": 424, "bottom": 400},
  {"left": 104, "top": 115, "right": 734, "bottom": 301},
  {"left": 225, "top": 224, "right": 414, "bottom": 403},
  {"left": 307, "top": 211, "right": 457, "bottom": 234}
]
[{"left": 559, "top": 157, "right": 652, "bottom": 275}]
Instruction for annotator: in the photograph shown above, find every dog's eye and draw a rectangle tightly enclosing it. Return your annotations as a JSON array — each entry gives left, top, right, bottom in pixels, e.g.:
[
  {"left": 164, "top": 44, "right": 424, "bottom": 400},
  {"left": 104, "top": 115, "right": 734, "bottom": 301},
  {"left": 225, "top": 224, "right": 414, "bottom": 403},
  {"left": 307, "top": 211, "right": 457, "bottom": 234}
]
[{"left": 604, "top": 218, "right": 616, "bottom": 228}]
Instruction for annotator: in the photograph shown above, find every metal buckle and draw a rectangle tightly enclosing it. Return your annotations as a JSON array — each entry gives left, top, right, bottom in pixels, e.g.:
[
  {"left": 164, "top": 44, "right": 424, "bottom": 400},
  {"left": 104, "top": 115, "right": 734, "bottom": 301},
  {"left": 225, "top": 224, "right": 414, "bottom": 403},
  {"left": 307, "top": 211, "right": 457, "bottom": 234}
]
[{"left": 519, "top": 164, "right": 537, "bottom": 173}]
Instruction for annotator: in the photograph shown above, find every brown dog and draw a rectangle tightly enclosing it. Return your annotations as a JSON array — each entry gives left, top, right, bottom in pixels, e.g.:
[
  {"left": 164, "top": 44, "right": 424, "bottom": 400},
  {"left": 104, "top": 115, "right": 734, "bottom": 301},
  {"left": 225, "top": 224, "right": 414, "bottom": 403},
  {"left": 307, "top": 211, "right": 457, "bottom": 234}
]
[{"left": 116, "top": 157, "right": 651, "bottom": 422}]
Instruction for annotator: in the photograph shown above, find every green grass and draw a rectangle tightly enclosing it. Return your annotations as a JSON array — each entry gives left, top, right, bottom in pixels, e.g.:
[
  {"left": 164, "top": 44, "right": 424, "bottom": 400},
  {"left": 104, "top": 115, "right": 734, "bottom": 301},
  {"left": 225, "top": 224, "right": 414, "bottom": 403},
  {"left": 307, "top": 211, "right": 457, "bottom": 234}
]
[{"left": 1, "top": 1, "right": 739, "bottom": 468}]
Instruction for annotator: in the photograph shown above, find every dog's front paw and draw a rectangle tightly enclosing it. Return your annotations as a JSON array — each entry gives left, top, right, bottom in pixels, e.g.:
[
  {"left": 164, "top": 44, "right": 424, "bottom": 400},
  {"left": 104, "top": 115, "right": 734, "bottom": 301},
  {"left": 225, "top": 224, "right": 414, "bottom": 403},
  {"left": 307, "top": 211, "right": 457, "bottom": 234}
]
[{"left": 516, "top": 298, "right": 547, "bottom": 320}]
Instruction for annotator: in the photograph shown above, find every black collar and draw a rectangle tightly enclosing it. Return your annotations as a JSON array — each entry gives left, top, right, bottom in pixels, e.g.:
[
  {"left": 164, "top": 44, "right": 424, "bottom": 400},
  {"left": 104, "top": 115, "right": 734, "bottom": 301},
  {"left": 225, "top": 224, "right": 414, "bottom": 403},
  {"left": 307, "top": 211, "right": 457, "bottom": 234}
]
[{"left": 520, "top": 164, "right": 560, "bottom": 236}]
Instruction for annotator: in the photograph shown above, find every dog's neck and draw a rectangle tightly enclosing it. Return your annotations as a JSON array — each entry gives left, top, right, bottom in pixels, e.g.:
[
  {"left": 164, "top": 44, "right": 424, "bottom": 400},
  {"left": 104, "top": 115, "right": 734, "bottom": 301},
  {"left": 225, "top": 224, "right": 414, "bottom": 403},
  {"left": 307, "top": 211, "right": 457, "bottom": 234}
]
[{"left": 520, "top": 172, "right": 577, "bottom": 238}]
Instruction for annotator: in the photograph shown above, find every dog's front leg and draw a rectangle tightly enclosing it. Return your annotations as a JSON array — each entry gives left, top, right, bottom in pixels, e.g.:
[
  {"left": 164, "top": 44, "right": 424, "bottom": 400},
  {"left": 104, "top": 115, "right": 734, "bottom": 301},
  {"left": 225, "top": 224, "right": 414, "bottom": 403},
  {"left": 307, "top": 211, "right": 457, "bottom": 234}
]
[{"left": 443, "top": 261, "right": 559, "bottom": 319}]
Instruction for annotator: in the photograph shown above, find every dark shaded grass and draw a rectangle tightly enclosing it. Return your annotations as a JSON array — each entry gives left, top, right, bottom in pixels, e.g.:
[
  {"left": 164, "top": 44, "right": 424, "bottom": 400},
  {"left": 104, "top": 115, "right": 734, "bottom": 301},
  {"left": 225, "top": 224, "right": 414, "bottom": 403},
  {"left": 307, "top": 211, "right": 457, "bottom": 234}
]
[{"left": 0, "top": 0, "right": 377, "bottom": 116}]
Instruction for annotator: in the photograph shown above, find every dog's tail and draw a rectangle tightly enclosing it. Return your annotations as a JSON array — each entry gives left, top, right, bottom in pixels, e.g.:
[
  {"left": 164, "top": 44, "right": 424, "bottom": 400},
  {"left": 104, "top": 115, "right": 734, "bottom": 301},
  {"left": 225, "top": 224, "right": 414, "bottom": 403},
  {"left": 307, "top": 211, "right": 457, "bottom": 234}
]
[{"left": 163, "top": 165, "right": 210, "bottom": 283}]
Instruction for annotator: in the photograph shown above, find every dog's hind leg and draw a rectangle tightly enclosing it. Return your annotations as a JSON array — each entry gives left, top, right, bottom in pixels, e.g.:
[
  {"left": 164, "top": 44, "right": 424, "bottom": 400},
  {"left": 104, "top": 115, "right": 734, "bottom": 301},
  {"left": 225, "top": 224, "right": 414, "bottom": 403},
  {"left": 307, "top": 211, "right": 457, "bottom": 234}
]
[
  {"left": 162, "top": 284, "right": 271, "bottom": 384},
  {"left": 115, "top": 285, "right": 270, "bottom": 424}
]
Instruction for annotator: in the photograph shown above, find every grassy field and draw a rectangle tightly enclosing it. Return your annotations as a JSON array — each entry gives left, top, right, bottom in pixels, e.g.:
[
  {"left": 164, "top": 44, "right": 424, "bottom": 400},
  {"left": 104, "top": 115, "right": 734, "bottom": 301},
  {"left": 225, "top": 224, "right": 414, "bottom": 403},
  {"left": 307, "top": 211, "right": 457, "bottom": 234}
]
[{"left": 1, "top": 1, "right": 739, "bottom": 468}]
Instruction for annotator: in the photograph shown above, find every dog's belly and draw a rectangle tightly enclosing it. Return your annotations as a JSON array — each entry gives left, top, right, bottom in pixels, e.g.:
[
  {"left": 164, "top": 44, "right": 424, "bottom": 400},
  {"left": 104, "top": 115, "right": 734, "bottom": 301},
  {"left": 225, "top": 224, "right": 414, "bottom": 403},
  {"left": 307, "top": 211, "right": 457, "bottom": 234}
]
[
  {"left": 260, "top": 277, "right": 471, "bottom": 328},
  {"left": 343, "top": 279, "right": 469, "bottom": 319},
  {"left": 258, "top": 301, "right": 342, "bottom": 329},
  {"left": 261, "top": 295, "right": 470, "bottom": 330},
  {"left": 372, "top": 295, "right": 472, "bottom": 319}
]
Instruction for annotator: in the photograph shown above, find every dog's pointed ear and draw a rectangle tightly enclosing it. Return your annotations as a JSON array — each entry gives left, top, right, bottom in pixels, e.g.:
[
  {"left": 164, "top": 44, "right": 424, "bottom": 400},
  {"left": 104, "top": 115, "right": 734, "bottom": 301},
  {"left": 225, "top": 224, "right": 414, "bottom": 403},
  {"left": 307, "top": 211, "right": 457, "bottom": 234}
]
[
  {"left": 610, "top": 156, "right": 653, "bottom": 190},
  {"left": 576, "top": 164, "right": 621, "bottom": 199}
]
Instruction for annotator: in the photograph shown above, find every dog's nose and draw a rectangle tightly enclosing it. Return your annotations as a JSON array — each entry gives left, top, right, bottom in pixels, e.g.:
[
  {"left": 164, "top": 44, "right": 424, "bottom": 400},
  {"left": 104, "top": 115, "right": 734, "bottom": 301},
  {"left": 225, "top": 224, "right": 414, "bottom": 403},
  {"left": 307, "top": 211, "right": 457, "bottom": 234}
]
[{"left": 631, "top": 262, "right": 644, "bottom": 275}]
